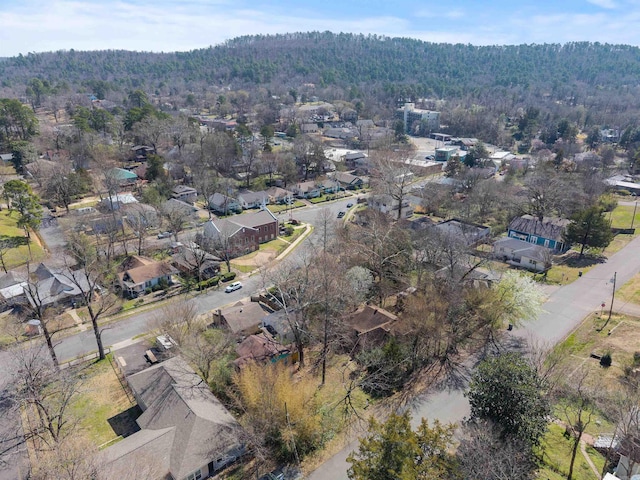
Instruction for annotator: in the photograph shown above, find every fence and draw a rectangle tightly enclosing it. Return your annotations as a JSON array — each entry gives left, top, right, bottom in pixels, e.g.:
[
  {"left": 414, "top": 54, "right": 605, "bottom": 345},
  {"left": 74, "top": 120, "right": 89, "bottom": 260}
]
[{"left": 58, "top": 347, "right": 111, "bottom": 370}]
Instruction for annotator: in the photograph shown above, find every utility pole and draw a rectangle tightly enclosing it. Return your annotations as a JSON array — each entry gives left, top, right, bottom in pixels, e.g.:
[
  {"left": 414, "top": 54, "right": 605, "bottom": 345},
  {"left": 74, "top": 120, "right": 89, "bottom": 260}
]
[
  {"left": 601, "top": 271, "right": 617, "bottom": 331},
  {"left": 631, "top": 201, "right": 638, "bottom": 230}
]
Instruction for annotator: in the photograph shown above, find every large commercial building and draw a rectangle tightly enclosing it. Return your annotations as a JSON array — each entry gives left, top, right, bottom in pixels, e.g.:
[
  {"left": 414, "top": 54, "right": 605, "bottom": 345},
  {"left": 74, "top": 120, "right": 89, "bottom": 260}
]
[{"left": 396, "top": 103, "right": 440, "bottom": 134}]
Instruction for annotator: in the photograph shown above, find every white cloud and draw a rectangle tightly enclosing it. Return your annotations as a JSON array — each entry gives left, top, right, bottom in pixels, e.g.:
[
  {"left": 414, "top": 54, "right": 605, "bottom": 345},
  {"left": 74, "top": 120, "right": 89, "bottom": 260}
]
[
  {"left": 4, "top": 0, "right": 640, "bottom": 57},
  {"left": 586, "top": 0, "right": 617, "bottom": 8},
  {"left": 414, "top": 7, "right": 465, "bottom": 19}
]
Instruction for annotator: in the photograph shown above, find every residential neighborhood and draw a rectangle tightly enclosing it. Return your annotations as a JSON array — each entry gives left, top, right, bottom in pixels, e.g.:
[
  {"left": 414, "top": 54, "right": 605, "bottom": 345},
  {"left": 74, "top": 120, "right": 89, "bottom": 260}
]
[{"left": 2, "top": 33, "right": 640, "bottom": 480}]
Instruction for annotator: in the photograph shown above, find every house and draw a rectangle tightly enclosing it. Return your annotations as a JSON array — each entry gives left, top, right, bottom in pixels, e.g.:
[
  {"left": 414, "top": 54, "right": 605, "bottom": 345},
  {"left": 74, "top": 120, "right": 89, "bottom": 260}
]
[
  {"left": 331, "top": 172, "right": 365, "bottom": 190},
  {"left": 301, "top": 123, "right": 319, "bottom": 134},
  {"left": 319, "top": 178, "right": 340, "bottom": 194},
  {"left": 102, "top": 356, "right": 245, "bottom": 480},
  {"left": 493, "top": 237, "right": 551, "bottom": 272},
  {"left": 343, "top": 152, "right": 368, "bottom": 169},
  {"left": 605, "top": 176, "right": 640, "bottom": 195},
  {"left": 0, "top": 153, "right": 13, "bottom": 162},
  {"left": 292, "top": 181, "right": 321, "bottom": 199},
  {"left": 615, "top": 432, "right": 640, "bottom": 480},
  {"left": 118, "top": 256, "right": 176, "bottom": 298},
  {"left": 100, "top": 192, "right": 139, "bottom": 211},
  {"left": 0, "top": 271, "right": 27, "bottom": 308},
  {"left": 434, "top": 219, "right": 491, "bottom": 246},
  {"left": 347, "top": 305, "right": 400, "bottom": 351},
  {"left": 130, "top": 145, "right": 154, "bottom": 161},
  {"left": 25, "top": 264, "right": 90, "bottom": 308},
  {"left": 171, "top": 245, "right": 220, "bottom": 280},
  {"left": 123, "top": 202, "right": 160, "bottom": 229},
  {"left": 162, "top": 198, "right": 198, "bottom": 218},
  {"left": 265, "top": 186, "right": 293, "bottom": 204},
  {"left": 215, "top": 300, "right": 269, "bottom": 335},
  {"left": 237, "top": 190, "right": 269, "bottom": 210},
  {"left": 208, "top": 193, "right": 241, "bottom": 215},
  {"left": 261, "top": 309, "right": 296, "bottom": 343},
  {"left": 233, "top": 333, "right": 290, "bottom": 369},
  {"left": 507, "top": 215, "right": 570, "bottom": 252},
  {"left": 106, "top": 167, "right": 139, "bottom": 188},
  {"left": 202, "top": 209, "right": 279, "bottom": 257},
  {"left": 171, "top": 185, "right": 198, "bottom": 204},
  {"left": 368, "top": 194, "right": 414, "bottom": 219}
]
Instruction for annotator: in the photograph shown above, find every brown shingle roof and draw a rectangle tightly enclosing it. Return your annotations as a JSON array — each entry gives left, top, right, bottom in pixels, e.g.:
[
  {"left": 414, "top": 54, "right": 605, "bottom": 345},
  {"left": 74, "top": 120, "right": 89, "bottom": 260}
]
[
  {"left": 348, "top": 305, "right": 397, "bottom": 335},
  {"left": 119, "top": 257, "right": 176, "bottom": 285}
]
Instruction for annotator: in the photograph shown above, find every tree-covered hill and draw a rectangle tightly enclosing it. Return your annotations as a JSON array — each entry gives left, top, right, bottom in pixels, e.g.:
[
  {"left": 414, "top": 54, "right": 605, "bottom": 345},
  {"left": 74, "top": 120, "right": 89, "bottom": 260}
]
[{"left": 3, "top": 32, "right": 640, "bottom": 99}]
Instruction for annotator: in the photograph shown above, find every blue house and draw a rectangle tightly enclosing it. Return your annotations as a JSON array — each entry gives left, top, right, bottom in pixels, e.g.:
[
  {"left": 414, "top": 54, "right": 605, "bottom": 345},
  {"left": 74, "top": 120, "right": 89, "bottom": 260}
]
[{"left": 507, "top": 215, "right": 570, "bottom": 252}]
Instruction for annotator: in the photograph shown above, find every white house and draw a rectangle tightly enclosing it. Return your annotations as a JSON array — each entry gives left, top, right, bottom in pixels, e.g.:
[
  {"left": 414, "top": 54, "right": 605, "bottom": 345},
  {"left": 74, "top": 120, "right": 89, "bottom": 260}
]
[{"left": 493, "top": 237, "right": 551, "bottom": 272}]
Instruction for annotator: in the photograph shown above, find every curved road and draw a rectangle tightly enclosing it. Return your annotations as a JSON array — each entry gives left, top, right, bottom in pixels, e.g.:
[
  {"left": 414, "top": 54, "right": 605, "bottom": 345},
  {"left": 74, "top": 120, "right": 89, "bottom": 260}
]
[{"left": 308, "top": 233, "right": 640, "bottom": 480}]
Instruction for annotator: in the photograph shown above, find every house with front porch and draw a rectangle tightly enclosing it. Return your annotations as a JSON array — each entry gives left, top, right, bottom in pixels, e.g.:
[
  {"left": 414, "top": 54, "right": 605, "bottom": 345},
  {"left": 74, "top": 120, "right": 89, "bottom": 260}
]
[
  {"left": 332, "top": 171, "right": 366, "bottom": 190},
  {"left": 507, "top": 215, "right": 570, "bottom": 252},
  {"left": 292, "top": 181, "right": 321, "bottom": 199},
  {"left": 237, "top": 190, "right": 269, "bottom": 210},
  {"left": 117, "top": 256, "right": 176, "bottom": 298},
  {"left": 171, "top": 185, "right": 198, "bottom": 204},
  {"left": 208, "top": 193, "right": 242, "bottom": 215}
]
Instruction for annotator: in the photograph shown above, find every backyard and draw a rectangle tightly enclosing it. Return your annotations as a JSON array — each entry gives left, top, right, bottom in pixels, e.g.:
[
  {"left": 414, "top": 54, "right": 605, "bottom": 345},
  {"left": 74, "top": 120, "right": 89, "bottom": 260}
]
[{"left": 69, "top": 356, "right": 140, "bottom": 448}]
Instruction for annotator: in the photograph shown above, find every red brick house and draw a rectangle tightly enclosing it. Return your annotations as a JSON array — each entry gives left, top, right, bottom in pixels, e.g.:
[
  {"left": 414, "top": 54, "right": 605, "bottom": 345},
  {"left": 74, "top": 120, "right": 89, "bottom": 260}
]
[{"left": 202, "top": 209, "right": 278, "bottom": 258}]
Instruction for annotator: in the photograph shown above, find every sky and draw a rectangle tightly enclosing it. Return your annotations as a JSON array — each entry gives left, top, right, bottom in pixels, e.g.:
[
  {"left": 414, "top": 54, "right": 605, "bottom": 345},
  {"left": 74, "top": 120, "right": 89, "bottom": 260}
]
[{"left": 1, "top": 0, "right": 640, "bottom": 57}]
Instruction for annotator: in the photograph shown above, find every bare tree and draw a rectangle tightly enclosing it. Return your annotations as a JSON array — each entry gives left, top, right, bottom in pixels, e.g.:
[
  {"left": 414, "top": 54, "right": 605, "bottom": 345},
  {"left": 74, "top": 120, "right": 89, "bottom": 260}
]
[
  {"left": 370, "top": 149, "right": 415, "bottom": 220},
  {"left": 22, "top": 265, "right": 68, "bottom": 367},
  {"left": 125, "top": 204, "right": 159, "bottom": 255},
  {"left": 557, "top": 367, "right": 597, "bottom": 480},
  {"left": 63, "top": 237, "right": 120, "bottom": 361},
  {"left": 160, "top": 200, "right": 193, "bottom": 242},
  {"left": 29, "top": 433, "right": 98, "bottom": 480},
  {"left": 457, "top": 420, "right": 537, "bottom": 480},
  {"left": 12, "top": 343, "right": 81, "bottom": 448}
]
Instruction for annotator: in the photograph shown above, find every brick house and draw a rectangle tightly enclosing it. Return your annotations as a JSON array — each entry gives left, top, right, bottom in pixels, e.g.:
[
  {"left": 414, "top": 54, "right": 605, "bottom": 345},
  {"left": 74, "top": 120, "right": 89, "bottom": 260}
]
[{"left": 202, "top": 209, "right": 278, "bottom": 258}]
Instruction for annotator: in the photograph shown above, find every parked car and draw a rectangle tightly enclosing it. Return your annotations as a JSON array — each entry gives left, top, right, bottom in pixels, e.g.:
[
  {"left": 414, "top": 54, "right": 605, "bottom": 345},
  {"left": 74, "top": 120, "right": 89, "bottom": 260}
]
[
  {"left": 337, "top": 211, "right": 345, "bottom": 218},
  {"left": 157, "top": 231, "right": 172, "bottom": 239},
  {"left": 225, "top": 281, "right": 242, "bottom": 293}
]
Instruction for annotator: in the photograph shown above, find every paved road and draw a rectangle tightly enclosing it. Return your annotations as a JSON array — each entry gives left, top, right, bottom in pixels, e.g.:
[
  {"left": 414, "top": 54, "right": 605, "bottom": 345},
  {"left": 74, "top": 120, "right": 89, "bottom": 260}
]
[
  {"left": 308, "top": 233, "right": 640, "bottom": 480},
  {"left": 0, "top": 197, "right": 354, "bottom": 479}
]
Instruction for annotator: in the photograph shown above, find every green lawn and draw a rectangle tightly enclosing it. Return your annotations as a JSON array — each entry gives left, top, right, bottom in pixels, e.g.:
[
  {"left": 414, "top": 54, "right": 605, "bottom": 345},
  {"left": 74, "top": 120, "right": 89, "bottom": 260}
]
[
  {"left": 618, "top": 271, "right": 640, "bottom": 304},
  {"left": 536, "top": 424, "right": 605, "bottom": 480},
  {"left": 609, "top": 204, "right": 640, "bottom": 230},
  {"left": 70, "top": 357, "right": 139, "bottom": 448},
  {"left": 0, "top": 210, "right": 45, "bottom": 268},
  {"left": 267, "top": 200, "right": 305, "bottom": 213}
]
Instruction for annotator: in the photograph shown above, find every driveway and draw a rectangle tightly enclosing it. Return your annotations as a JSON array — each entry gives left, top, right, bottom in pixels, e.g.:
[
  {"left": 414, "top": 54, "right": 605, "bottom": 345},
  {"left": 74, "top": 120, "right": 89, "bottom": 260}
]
[{"left": 307, "top": 233, "right": 640, "bottom": 480}]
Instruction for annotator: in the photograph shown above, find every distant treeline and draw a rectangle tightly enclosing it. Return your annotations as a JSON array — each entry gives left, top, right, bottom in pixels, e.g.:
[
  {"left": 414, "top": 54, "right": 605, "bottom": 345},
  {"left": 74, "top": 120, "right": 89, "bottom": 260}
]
[{"left": 2, "top": 32, "right": 640, "bottom": 101}]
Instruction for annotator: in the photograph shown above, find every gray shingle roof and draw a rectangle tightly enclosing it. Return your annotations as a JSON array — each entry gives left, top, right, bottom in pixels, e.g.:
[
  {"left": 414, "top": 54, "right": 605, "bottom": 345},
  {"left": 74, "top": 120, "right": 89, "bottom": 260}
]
[
  {"left": 508, "top": 215, "right": 569, "bottom": 242},
  {"left": 115, "top": 356, "right": 244, "bottom": 480}
]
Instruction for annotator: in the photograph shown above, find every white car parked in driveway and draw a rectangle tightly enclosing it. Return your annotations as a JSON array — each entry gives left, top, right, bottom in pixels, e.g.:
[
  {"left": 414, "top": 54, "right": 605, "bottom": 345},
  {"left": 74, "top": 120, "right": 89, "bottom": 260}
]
[{"left": 225, "top": 281, "right": 242, "bottom": 293}]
